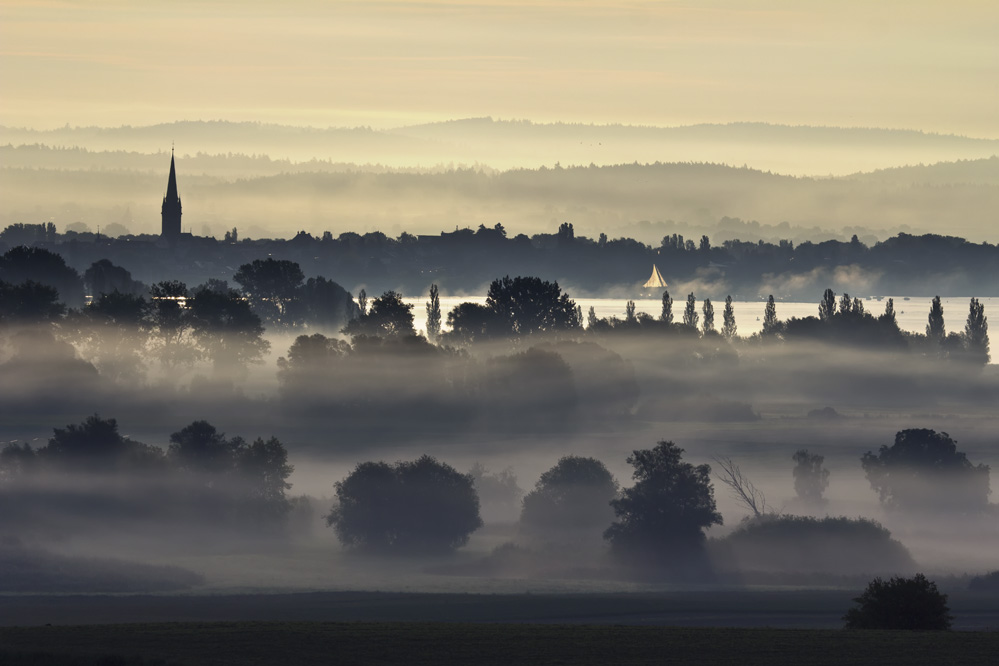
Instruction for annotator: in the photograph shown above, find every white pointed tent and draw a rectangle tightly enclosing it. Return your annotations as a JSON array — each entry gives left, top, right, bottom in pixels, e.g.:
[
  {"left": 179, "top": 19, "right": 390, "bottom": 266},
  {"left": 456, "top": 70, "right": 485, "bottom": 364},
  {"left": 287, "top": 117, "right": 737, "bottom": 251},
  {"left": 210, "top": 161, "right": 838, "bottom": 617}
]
[{"left": 642, "top": 264, "right": 667, "bottom": 289}]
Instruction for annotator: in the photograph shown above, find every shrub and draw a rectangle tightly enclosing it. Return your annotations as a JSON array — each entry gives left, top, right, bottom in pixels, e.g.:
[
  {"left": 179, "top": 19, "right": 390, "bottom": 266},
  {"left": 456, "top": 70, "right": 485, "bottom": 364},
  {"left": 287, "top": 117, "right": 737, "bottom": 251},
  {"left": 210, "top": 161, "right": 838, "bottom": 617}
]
[
  {"left": 843, "top": 574, "right": 952, "bottom": 630},
  {"left": 719, "top": 515, "right": 914, "bottom": 576}
]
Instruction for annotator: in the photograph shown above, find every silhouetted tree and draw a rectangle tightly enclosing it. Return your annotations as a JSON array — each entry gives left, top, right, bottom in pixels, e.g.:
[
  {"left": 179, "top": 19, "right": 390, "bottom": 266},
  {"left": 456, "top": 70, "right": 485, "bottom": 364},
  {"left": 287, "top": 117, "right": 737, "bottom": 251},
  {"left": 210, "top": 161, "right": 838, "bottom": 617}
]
[
  {"left": 0, "top": 280, "right": 65, "bottom": 324},
  {"left": 605, "top": 441, "right": 722, "bottom": 565},
  {"left": 72, "top": 291, "right": 151, "bottom": 384},
  {"left": 660, "top": 290, "right": 673, "bottom": 325},
  {"left": 762, "top": 295, "right": 779, "bottom": 335},
  {"left": 839, "top": 293, "right": 852, "bottom": 315},
  {"left": 168, "top": 420, "right": 237, "bottom": 474},
  {"left": 861, "top": 429, "right": 991, "bottom": 511},
  {"left": 442, "top": 302, "right": 500, "bottom": 345},
  {"left": 792, "top": 449, "right": 830, "bottom": 504},
  {"left": 520, "top": 456, "right": 618, "bottom": 532},
  {"left": 486, "top": 275, "right": 579, "bottom": 337},
  {"left": 148, "top": 280, "right": 198, "bottom": 371},
  {"left": 425, "top": 284, "right": 442, "bottom": 341},
  {"left": 233, "top": 258, "right": 305, "bottom": 327},
  {"left": 819, "top": 288, "right": 836, "bottom": 322},
  {"left": 342, "top": 290, "right": 416, "bottom": 339},
  {"left": 625, "top": 300, "right": 636, "bottom": 323},
  {"left": 682, "top": 293, "right": 698, "bottom": 329},
  {"left": 926, "top": 295, "right": 945, "bottom": 346},
  {"left": 0, "top": 246, "right": 84, "bottom": 307},
  {"left": 299, "top": 276, "right": 358, "bottom": 332},
  {"left": 235, "top": 436, "right": 295, "bottom": 519},
  {"left": 721, "top": 295, "right": 736, "bottom": 340},
  {"left": 963, "top": 297, "right": 990, "bottom": 364},
  {"left": 42, "top": 414, "right": 164, "bottom": 472},
  {"left": 188, "top": 285, "right": 270, "bottom": 379},
  {"left": 851, "top": 297, "right": 865, "bottom": 316},
  {"left": 701, "top": 298, "right": 715, "bottom": 335},
  {"left": 844, "top": 574, "right": 952, "bottom": 630},
  {"left": 556, "top": 222, "right": 575, "bottom": 243},
  {"left": 587, "top": 305, "right": 598, "bottom": 329},
  {"left": 84, "top": 259, "right": 143, "bottom": 298},
  {"left": 327, "top": 455, "right": 482, "bottom": 553},
  {"left": 881, "top": 298, "right": 896, "bottom": 327}
]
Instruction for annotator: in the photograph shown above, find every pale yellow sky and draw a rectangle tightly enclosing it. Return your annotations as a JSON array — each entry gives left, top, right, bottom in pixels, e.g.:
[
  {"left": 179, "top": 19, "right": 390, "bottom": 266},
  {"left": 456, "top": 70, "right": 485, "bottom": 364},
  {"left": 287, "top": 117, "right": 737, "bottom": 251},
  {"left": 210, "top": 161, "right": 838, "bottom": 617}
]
[{"left": 1, "top": 0, "right": 997, "bottom": 135}]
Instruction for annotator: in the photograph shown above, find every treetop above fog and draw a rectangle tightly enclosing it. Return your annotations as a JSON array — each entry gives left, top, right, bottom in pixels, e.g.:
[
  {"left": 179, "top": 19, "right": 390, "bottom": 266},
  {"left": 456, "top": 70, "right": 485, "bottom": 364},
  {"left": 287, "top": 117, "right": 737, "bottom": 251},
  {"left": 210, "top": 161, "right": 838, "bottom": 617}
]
[{"left": 861, "top": 428, "right": 991, "bottom": 511}]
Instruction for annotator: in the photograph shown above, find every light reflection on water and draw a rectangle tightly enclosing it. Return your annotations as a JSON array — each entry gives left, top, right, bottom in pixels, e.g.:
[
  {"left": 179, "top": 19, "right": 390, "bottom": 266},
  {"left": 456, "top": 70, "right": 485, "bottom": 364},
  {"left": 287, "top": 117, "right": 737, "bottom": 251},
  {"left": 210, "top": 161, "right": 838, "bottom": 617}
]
[{"left": 404, "top": 295, "right": 994, "bottom": 340}]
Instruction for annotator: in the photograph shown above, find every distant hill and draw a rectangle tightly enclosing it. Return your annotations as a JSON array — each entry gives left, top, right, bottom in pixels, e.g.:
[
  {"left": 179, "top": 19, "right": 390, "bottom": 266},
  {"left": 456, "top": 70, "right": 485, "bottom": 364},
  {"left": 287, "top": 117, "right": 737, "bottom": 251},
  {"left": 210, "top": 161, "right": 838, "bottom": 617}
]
[
  {"left": 846, "top": 156, "right": 999, "bottom": 186},
  {"left": 2, "top": 150, "right": 995, "bottom": 243},
  {"left": 3, "top": 119, "right": 998, "bottom": 176}
]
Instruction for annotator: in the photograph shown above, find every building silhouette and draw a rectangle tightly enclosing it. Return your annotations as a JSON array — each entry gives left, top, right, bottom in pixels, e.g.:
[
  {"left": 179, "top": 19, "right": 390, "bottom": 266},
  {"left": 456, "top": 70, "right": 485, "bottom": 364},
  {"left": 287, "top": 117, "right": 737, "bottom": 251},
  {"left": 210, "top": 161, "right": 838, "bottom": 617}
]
[{"left": 161, "top": 149, "right": 182, "bottom": 238}]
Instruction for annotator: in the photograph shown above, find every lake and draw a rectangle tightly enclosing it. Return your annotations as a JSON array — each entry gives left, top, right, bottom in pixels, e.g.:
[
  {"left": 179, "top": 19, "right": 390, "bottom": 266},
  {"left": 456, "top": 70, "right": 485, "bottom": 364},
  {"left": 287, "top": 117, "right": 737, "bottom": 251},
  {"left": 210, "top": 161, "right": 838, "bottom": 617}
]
[{"left": 403, "top": 295, "right": 994, "bottom": 339}]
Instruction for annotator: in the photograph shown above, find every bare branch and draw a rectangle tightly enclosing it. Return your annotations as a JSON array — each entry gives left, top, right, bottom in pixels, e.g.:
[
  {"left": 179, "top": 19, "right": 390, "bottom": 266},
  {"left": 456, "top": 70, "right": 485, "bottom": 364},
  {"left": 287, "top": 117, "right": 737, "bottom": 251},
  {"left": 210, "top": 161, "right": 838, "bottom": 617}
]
[{"left": 712, "top": 455, "right": 770, "bottom": 519}]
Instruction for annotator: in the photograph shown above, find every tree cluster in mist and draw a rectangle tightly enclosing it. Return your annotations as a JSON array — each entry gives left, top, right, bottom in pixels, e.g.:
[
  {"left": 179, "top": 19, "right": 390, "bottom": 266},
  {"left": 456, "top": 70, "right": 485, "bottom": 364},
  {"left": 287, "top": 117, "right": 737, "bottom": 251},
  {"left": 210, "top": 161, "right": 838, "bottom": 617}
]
[
  {"left": 0, "top": 415, "right": 294, "bottom": 535},
  {"left": 326, "top": 429, "right": 992, "bottom": 583},
  {"left": 1, "top": 246, "right": 994, "bottom": 443},
  {"left": 1, "top": 244, "right": 996, "bottom": 590}
]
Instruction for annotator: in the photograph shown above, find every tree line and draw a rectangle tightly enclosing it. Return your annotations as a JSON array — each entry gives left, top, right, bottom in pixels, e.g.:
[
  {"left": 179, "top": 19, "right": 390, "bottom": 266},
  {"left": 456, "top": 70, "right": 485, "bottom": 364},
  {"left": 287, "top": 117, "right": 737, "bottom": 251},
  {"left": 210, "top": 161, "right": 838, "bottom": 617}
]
[
  {"left": 0, "top": 415, "right": 294, "bottom": 526},
  {"left": 2, "top": 220, "right": 997, "bottom": 300}
]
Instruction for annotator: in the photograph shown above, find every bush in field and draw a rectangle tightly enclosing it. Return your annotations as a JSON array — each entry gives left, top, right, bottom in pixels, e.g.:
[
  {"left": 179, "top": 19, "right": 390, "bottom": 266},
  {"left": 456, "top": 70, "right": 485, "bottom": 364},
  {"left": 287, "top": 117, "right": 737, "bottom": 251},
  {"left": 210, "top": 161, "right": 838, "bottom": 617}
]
[
  {"left": 844, "top": 574, "right": 952, "bottom": 630},
  {"left": 718, "top": 515, "right": 915, "bottom": 576},
  {"left": 327, "top": 455, "right": 482, "bottom": 553}
]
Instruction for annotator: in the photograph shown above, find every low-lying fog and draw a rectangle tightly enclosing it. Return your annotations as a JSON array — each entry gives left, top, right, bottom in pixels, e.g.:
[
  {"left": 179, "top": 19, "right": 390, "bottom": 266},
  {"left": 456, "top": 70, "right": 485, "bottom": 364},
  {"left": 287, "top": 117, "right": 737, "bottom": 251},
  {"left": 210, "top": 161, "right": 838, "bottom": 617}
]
[{"left": 2, "top": 316, "right": 996, "bottom": 597}]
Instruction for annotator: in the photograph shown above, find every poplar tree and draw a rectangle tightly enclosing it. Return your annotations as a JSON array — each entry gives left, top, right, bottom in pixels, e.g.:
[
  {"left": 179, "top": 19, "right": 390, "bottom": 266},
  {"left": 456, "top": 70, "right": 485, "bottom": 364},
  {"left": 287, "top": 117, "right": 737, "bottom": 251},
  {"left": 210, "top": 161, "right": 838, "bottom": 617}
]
[
  {"left": 702, "top": 298, "right": 715, "bottom": 334},
  {"left": 762, "top": 295, "right": 779, "bottom": 335},
  {"left": 926, "top": 295, "right": 945, "bottom": 345},
  {"left": 425, "top": 284, "right": 441, "bottom": 341},
  {"left": 682, "top": 293, "right": 698, "bottom": 329},
  {"left": 964, "top": 297, "right": 990, "bottom": 364},
  {"left": 660, "top": 290, "right": 674, "bottom": 325},
  {"left": 721, "top": 295, "right": 737, "bottom": 340}
]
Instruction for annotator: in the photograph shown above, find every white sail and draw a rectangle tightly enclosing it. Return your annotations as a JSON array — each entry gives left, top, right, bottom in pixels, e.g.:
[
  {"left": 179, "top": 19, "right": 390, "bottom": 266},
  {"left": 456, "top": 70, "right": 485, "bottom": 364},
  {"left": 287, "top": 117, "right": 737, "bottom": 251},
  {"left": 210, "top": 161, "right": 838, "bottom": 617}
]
[{"left": 642, "top": 264, "right": 667, "bottom": 289}]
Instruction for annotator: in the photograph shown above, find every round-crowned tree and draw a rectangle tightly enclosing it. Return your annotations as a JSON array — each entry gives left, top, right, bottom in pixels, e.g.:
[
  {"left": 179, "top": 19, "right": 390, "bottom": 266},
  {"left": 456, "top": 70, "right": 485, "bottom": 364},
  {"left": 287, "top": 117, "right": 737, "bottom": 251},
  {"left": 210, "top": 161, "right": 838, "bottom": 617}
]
[
  {"left": 861, "top": 429, "right": 991, "bottom": 511},
  {"left": 520, "top": 456, "right": 618, "bottom": 532},
  {"left": 327, "top": 455, "right": 482, "bottom": 554},
  {"left": 604, "top": 441, "right": 722, "bottom": 567},
  {"left": 844, "top": 574, "right": 952, "bottom": 630}
]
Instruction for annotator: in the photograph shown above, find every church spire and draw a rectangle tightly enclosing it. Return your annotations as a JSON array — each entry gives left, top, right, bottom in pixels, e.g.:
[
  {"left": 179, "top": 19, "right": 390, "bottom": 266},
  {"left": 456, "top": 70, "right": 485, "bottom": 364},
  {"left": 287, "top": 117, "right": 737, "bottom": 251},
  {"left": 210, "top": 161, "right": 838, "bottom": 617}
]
[{"left": 161, "top": 147, "right": 182, "bottom": 238}]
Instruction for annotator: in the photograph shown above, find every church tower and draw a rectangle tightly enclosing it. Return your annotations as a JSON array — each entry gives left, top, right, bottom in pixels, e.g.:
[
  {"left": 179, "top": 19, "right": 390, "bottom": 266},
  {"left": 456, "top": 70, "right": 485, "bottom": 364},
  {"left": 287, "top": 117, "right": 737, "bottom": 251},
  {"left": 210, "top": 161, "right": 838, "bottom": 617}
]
[{"left": 161, "top": 149, "right": 182, "bottom": 238}]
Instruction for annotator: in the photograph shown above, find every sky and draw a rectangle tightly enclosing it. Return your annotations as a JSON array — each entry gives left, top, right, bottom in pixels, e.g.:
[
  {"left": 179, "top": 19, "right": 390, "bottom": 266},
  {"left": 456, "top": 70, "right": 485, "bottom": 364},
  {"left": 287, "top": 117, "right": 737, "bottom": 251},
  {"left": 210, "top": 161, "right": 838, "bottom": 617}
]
[{"left": 1, "top": 0, "right": 997, "bottom": 136}]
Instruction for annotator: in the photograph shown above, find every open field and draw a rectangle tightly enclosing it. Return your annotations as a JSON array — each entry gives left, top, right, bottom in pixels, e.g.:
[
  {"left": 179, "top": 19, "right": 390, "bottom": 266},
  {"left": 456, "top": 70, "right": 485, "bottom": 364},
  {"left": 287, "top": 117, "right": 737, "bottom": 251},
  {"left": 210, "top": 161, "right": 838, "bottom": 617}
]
[
  {"left": 2, "top": 589, "right": 998, "bottom": 629},
  {"left": 2, "top": 620, "right": 999, "bottom": 665}
]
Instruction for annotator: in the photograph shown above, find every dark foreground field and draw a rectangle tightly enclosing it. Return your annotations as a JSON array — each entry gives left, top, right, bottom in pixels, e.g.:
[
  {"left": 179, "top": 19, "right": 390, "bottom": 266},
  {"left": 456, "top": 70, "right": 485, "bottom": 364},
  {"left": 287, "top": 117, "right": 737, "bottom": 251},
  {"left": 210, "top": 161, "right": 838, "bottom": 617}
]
[
  {"left": 3, "top": 589, "right": 999, "bottom": 629},
  {"left": 2, "top": 621, "right": 999, "bottom": 666}
]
